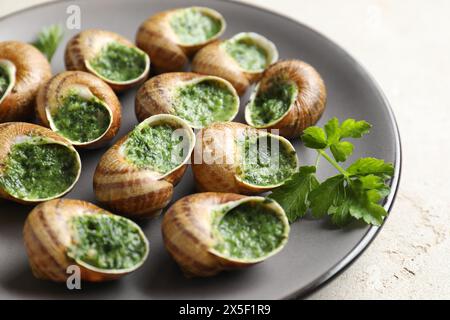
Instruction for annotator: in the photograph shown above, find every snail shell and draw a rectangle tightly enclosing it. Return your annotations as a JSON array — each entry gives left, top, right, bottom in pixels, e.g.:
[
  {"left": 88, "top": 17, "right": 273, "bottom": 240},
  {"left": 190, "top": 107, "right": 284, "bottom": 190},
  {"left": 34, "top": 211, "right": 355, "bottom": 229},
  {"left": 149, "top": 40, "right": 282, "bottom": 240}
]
[
  {"left": 23, "top": 199, "right": 149, "bottom": 282},
  {"left": 192, "top": 32, "right": 278, "bottom": 95},
  {"left": 94, "top": 114, "right": 195, "bottom": 218},
  {"left": 65, "top": 29, "right": 150, "bottom": 92},
  {"left": 36, "top": 71, "right": 122, "bottom": 149},
  {"left": 136, "top": 6, "right": 226, "bottom": 73},
  {"left": 192, "top": 122, "right": 298, "bottom": 194},
  {"left": 135, "top": 72, "right": 239, "bottom": 129},
  {"left": 0, "top": 122, "right": 81, "bottom": 204},
  {"left": 162, "top": 192, "right": 290, "bottom": 277},
  {"left": 0, "top": 41, "right": 52, "bottom": 122},
  {"left": 245, "top": 60, "right": 327, "bottom": 138}
]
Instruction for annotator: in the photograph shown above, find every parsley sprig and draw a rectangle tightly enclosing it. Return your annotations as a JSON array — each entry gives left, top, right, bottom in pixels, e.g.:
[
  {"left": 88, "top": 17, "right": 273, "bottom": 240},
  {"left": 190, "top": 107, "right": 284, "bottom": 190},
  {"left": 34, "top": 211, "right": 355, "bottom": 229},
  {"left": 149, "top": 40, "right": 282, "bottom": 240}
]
[
  {"left": 32, "top": 24, "right": 64, "bottom": 62},
  {"left": 269, "top": 118, "right": 394, "bottom": 227}
]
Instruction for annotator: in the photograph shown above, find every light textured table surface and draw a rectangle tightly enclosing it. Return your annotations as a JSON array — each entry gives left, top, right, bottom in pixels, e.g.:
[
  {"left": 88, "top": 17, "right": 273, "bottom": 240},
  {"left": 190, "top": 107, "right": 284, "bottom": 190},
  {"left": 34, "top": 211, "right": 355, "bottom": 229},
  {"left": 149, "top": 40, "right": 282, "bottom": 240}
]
[{"left": 1, "top": 0, "right": 449, "bottom": 300}]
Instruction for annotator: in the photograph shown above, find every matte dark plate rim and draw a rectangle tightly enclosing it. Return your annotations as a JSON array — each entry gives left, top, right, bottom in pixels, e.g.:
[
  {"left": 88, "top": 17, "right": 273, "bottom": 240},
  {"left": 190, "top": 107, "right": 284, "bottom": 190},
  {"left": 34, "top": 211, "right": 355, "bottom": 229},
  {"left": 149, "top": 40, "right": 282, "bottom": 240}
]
[{"left": 0, "top": 0, "right": 402, "bottom": 300}]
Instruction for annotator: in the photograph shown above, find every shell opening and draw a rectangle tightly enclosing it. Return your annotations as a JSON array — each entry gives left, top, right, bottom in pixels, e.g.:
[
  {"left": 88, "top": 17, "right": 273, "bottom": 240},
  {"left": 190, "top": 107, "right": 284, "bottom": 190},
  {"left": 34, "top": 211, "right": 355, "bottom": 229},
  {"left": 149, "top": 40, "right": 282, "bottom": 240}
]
[
  {"left": 67, "top": 213, "right": 149, "bottom": 273},
  {"left": 245, "top": 80, "right": 298, "bottom": 128},
  {"left": 0, "top": 59, "right": 16, "bottom": 105},
  {"left": 85, "top": 41, "right": 150, "bottom": 85},
  {"left": 173, "top": 76, "right": 239, "bottom": 128},
  {"left": 46, "top": 85, "right": 113, "bottom": 145},
  {"left": 235, "top": 131, "right": 298, "bottom": 188},
  {"left": 222, "top": 32, "right": 279, "bottom": 73},
  {"left": 0, "top": 136, "right": 81, "bottom": 202},
  {"left": 169, "top": 7, "right": 225, "bottom": 46},
  {"left": 121, "top": 114, "right": 195, "bottom": 177},
  {"left": 210, "top": 197, "right": 289, "bottom": 263}
]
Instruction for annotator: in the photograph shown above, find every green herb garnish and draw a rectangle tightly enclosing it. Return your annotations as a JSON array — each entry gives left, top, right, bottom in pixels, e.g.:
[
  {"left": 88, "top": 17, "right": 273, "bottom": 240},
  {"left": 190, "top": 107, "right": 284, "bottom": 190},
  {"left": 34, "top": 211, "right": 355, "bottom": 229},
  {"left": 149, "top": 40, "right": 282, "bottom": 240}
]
[
  {"left": 269, "top": 118, "right": 394, "bottom": 226},
  {"left": 32, "top": 24, "right": 64, "bottom": 62}
]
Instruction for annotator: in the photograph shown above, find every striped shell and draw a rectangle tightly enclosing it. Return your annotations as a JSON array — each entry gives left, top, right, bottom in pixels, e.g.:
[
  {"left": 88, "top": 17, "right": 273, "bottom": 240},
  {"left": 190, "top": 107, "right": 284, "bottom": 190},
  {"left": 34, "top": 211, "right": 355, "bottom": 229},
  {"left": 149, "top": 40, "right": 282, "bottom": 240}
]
[
  {"left": 65, "top": 29, "right": 150, "bottom": 92},
  {"left": 162, "top": 192, "right": 290, "bottom": 277},
  {"left": 23, "top": 199, "right": 149, "bottom": 282},
  {"left": 191, "top": 122, "right": 298, "bottom": 194},
  {"left": 192, "top": 32, "right": 278, "bottom": 95},
  {"left": 245, "top": 60, "right": 327, "bottom": 138},
  {"left": 0, "top": 41, "right": 52, "bottom": 122},
  {"left": 135, "top": 72, "right": 239, "bottom": 128},
  {"left": 136, "top": 6, "right": 226, "bottom": 73},
  {"left": 0, "top": 122, "right": 81, "bottom": 204},
  {"left": 35, "top": 71, "right": 122, "bottom": 149},
  {"left": 93, "top": 114, "right": 195, "bottom": 218}
]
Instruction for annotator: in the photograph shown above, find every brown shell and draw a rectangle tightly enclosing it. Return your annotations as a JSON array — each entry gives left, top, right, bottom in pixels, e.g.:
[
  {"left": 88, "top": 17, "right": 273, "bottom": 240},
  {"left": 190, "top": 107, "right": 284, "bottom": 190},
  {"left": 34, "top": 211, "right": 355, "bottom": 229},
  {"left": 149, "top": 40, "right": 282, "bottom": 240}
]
[
  {"left": 64, "top": 29, "right": 150, "bottom": 92},
  {"left": 191, "top": 122, "right": 298, "bottom": 194},
  {"left": 35, "top": 71, "right": 122, "bottom": 149},
  {"left": 0, "top": 41, "right": 52, "bottom": 122},
  {"left": 162, "top": 192, "right": 290, "bottom": 277},
  {"left": 192, "top": 33, "right": 278, "bottom": 95},
  {"left": 245, "top": 60, "right": 327, "bottom": 138},
  {"left": 93, "top": 114, "right": 195, "bottom": 218},
  {"left": 23, "top": 199, "right": 149, "bottom": 282},
  {"left": 135, "top": 72, "right": 239, "bottom": 128},
  {"left": 135, "top": 7, "right": 226, "bottom": 73},
  {"left": 0, "top": 122, "right": 81, "bottom": 204}
]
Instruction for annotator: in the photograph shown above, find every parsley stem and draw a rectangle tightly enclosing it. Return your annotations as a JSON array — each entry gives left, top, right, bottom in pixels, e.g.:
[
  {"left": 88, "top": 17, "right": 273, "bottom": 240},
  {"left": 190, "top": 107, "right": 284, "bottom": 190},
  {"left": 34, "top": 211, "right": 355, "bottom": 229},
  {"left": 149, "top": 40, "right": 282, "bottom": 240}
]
[
  {"left": 318, "top": 149, "right": 349, "bottom": 177},
  {"left": 315, "top": 152, "right": 321, "bottom": 167}
]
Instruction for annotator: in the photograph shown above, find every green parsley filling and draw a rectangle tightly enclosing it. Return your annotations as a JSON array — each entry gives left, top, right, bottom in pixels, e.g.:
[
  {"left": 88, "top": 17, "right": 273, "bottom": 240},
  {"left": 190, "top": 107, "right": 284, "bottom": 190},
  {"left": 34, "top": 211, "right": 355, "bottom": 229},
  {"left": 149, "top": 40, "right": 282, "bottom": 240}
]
[
  {"left": 224, "top": 37, "right": 268, "bottom": 71},
  {"left": 214, "top": 201, "right": 286, "bottom": 260},
  {"left": 170, "top": 8, "right": 222, "bottom": 45},
  {"left": 249, "top": 81, "right": 298, "bottom": 126},
  {"left": 68, "top": 214, "right": 147, "bottom": 270},
  {"left": 52, "top": 92, "right": 111, "bottom": 143},
  {"left": 89, "top": 42, "right": 147, "bottom": 82},
  {"left": 238, "top": 134, "right": 297, "bottom": 186},
  {"left": 124, "top": 123, "right": 188, "bottom": 174},
  {"left": 0, "top": 140, "right": 79, "bottom": 200},
  {"left": 174, "top": 80, "right": 238, "bottom": 128}
]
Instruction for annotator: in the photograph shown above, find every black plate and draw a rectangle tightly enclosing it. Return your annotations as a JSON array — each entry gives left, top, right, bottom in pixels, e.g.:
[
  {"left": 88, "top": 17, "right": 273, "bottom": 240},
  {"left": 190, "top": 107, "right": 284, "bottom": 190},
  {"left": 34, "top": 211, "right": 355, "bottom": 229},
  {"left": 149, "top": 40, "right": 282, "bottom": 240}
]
[{"left": 0, "top": 0, "right": 401, "bottom": 299}]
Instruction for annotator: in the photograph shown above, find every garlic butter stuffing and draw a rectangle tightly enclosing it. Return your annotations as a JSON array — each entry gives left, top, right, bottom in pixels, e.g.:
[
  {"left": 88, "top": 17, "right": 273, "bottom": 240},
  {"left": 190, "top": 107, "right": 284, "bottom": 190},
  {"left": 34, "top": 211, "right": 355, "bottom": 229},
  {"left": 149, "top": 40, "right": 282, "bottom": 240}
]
[
  {"left": 0, "top": 137, "right": 79, "bottom": 201},
  {"left": 68, "top": 213, "right": 148, "bottom": 270},
  {"left": 135, "top": 73, "right": 239, "bottom": 129},
  {"left": 52, "top": 91, "right": 111, "bottom": 143},
  {"left": 213, "top": 201, "right": 287, "bottom": 260},
  {"left": 88, "top": 42, "right": 147, "bottom": 83},
  {"left": 162, "top": 193, "right": 289, "bottom": 277},
  {"left": 24, "top": 199, "right": 149, "bottom": 282},
  {"left": 170, "top": 7, "right": 223, "bottom": 45},
  {"left": 123, "top": 123, "right": 187, "bottom": 174}
]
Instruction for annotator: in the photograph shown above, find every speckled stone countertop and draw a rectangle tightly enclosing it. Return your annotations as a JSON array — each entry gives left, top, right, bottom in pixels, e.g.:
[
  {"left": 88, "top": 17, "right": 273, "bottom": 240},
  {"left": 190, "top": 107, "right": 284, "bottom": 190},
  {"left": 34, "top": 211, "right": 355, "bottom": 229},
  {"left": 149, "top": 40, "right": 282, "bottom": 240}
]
[{"left": 1, "top": 0, "right": 449, "bottom": 299}]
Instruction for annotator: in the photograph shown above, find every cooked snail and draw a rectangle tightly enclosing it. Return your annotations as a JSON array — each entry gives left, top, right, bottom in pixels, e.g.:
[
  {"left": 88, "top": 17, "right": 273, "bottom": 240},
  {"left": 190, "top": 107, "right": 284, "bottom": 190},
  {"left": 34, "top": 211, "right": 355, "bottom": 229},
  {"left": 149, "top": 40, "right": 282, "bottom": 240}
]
[
  {"left": 0, "top": 122, "right": 81, "bottom": 204},
  {"left": 192, "top": 32, "right": 278, "bottom": 95},
  {"left": 192, "top": 122, "right": 298, "bottom": 194},
  {"left": 0, "top": 41, "right": 52, "bottom": 122},
  {"left": 136, "top": 6, "right": 226, "bottom": 73},
  {"left": 36, "top": 71, "right": 122, "bottom": 149},
  {"left": 245, "top": 60, "right": 326, "bottom": 138},
  {"left": 162, "top": 192, "right": 289, "bottom": 277},
  {"left": 94, "top": 114, "right": 195, "bottom": 218},
  {"left": 135, "top": 72, "right": 239, "bottom": 129},
  {"left": 24, "top": 199, "right": 149, "bottom": 282},
  {"left": 65, "top": 29, "right": 150, "bottom": 91}
]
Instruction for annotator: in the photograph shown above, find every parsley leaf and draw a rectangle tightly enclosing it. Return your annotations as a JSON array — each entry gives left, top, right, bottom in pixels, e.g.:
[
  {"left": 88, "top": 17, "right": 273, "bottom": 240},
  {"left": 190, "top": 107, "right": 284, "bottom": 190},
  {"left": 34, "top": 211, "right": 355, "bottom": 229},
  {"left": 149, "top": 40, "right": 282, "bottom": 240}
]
[
  {"left": 268, "top": 117, "right": 395, "bottom": 228},
  {"left": 32, "top": 24, "right": 64, "bottom": 62},
  {"left": 309, "top": 174, "right": 345, "bottom": 218},
  {"left": 340, "top": 119, "right": 372, "bottom": 138},
  {"left": 268, "top": 166, "right": 319, "bottom": 223},
  {"left": 330, "top": 141, "right": 354, "bottom": 162},
  {"left": 302, "top": 127, "right": 327, "bottom": 149},
  {"left": 347, "top": 157, "right": 394, "bottom": 176}
]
